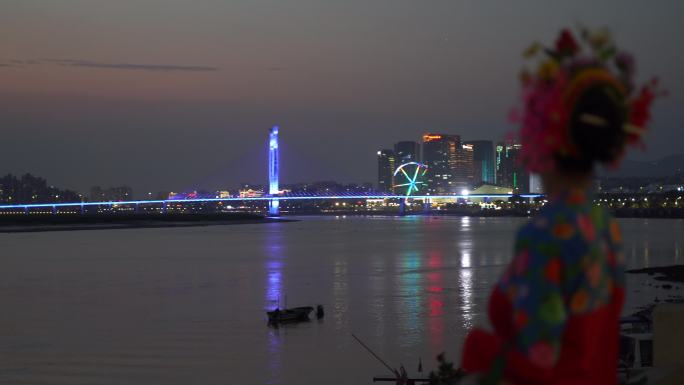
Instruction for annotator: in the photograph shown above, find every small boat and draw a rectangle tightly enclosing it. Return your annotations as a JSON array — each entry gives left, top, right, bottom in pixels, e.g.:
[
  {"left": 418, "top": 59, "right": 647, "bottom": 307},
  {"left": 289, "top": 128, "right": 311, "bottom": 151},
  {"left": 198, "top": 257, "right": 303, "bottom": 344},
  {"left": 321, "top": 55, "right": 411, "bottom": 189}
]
[
  {"left": 267, "top": 306, "right": 314, "bottom": 324},
  {"left": 618, "top": 316, "right": 653, "bottom": 385},
  {"left": 316, "top": 304, "right": 325, "bottom": 319}
]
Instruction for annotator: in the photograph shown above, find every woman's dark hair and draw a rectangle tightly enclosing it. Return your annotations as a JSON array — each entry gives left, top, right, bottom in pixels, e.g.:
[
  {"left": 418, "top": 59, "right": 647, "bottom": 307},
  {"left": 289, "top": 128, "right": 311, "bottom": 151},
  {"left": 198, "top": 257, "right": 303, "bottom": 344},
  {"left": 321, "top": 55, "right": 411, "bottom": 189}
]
[{"left": 555, "top": 84, "right": 628, "bottom": 174}]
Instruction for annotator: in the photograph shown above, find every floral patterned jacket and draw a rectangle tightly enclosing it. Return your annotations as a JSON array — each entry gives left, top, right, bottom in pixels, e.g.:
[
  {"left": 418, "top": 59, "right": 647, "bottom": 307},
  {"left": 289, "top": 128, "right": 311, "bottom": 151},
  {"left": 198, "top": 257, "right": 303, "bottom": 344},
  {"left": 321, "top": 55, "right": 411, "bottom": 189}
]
[{"left": 461, "top": 189, "right": 625, "bottom": 385}]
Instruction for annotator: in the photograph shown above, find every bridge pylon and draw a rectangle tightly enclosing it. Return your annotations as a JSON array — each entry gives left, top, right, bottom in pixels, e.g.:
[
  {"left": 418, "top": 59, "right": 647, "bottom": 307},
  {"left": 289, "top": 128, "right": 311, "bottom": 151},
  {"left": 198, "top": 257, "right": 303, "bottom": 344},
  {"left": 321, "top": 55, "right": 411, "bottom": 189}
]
[{"left": 268, "top": 126, "right": 280, "bottom": 216}]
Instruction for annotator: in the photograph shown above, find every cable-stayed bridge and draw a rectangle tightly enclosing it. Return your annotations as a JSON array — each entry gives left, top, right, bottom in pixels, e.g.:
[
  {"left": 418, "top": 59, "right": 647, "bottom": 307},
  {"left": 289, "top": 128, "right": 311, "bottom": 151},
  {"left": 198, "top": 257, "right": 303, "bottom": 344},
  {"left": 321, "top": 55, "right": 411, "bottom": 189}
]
[
  {"left": 0, "top": 126, "right": 541, "bottom": 215},
  {"left": 0, "top": 193, "right": 541, "bottom": 213}
]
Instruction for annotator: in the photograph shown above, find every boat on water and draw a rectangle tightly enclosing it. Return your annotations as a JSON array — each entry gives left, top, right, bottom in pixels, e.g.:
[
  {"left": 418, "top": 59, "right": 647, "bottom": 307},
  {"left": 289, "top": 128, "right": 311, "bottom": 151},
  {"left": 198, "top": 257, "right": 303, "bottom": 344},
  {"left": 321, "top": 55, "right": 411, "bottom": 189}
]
[{"left": 267, "top": 306, "right": 314, "bottom": 324}]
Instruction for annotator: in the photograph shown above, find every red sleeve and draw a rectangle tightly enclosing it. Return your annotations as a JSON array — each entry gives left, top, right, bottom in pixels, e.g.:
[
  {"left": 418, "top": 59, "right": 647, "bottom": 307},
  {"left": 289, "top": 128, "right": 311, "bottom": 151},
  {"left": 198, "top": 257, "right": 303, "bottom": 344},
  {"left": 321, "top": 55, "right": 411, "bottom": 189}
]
[
  {"left": 461, "top": 287, "right": 557, "bottom": 385},
  {"left": 488, "top": 286, "right": 514, "bottom": 341}
]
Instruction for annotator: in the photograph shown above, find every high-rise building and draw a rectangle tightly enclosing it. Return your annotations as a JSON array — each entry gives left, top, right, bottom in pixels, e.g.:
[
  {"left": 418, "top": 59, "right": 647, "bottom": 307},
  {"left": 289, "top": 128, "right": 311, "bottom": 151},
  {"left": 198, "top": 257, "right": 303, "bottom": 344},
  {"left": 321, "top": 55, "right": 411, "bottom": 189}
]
[
  {"left": 422, "top": 134, "right": 460, "bottom": 194},
  {"left": 465, "top": 140, "right": 495, "bottom": 186},
  {"left": 394, "top": 141, "right": 420, "bottom": 164},
  {"left": 377, "top": 149, "right": 396, "bottom": 192},
  {"left": 529, "top": 173, "right": 543, "bottom": 194},
  {"left": 455, "top": 143, "right": 474, "bottom": 189},
  {"left": 496, "top": 141, "right": 529, "bottom": 193},
  {"left": 496, "top": 141, "right": 512, "bottom": 188},
  {"left": 495, "top": 143, "right": 504, "bottom": 185}
]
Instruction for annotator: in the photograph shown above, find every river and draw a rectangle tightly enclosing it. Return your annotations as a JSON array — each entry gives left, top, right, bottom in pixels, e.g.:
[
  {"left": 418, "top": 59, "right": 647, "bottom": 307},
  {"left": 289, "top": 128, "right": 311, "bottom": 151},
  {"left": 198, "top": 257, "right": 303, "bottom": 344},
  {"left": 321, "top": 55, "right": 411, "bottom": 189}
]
[{"left": 1, "top": 216, "right": 682, "bottom": 384}]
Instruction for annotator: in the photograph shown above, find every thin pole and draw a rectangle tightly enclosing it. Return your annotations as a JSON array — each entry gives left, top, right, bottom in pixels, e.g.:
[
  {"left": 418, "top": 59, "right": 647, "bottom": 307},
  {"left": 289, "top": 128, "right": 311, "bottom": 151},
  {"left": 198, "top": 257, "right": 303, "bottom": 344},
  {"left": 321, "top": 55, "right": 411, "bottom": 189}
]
[{"left": 351, "top": 333, "right": 396, "bottom": 376}]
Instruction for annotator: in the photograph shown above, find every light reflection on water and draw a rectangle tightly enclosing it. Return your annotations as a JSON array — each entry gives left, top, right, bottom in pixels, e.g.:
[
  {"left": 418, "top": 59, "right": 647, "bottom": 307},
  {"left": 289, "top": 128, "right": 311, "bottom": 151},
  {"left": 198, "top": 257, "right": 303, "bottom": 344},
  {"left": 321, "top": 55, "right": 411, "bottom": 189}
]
[
  {"left": 369, "top": 253, "right": 387, "bottom": 338},
  {"left": 457, "top": 218, "right": 475, "bottom": 330},
  {"left": 265, "top": 259, "right": 284, "bottom": 308},
  {"left": 461, "top": 250, "right": 472, "bottom": 268},
  {"left": 0, "top": 217, "right": 681, "bottom": 385},
  {"left": 332, "top": 256, "right": 349, "bottom": 331},
  {"left": 459, "top": 269, "right": 475, "bottom": 330},
  {"left": 676, "top": 241, "right": 681, "bottom": 262},
  {"left": 426, "top": 251, "right": 445, "bottom": 354},
  {"left": 265, "top": 235, "right": 284, "bottom": 384},
  {"left": 397, "top": 251, "right": 423, "bottom": 348}
]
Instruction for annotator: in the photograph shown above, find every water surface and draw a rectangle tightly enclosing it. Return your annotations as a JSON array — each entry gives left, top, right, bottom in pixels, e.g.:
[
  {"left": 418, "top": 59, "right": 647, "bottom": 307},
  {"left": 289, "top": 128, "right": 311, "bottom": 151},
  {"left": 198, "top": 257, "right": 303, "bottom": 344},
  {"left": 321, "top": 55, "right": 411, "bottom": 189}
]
[{"left": 1, "top": 216, "right": 681, "bottom": 384}]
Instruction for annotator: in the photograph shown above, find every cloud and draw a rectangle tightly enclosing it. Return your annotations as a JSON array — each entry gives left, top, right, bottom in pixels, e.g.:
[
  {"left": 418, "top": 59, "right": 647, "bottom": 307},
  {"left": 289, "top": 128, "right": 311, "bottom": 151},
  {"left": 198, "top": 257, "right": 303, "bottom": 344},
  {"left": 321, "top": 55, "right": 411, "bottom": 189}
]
[
  {"left": 0, "top": 60, "right": 32, "bottom": 68},
  {"left": 10, "top": 59, "right": 38, "bottom": 65},
  {"left": 57, "top": 59, "right": 219, "bottom": 72},
  {"left": 24, "top": 58, "right": 219, "bottom": 72}
]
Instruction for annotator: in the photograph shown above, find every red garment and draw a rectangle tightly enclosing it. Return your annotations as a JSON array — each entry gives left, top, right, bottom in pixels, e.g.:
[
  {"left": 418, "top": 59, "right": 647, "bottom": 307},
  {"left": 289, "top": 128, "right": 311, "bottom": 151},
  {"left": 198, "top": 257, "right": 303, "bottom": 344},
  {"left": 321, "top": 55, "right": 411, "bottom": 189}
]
[
  {"left": 462, "top": 286, "right": 624, "bottom": 385},
  {"left": 461, "top": 191, "right": 625, "bottom": 384}
]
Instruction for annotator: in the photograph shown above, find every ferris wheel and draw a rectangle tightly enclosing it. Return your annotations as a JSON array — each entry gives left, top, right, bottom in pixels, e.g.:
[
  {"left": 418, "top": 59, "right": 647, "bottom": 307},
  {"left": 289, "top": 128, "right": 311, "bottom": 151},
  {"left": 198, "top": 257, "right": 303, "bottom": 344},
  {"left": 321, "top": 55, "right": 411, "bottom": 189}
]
[{"left": 393, "top": 162, "right": 428, "bottom": 197}]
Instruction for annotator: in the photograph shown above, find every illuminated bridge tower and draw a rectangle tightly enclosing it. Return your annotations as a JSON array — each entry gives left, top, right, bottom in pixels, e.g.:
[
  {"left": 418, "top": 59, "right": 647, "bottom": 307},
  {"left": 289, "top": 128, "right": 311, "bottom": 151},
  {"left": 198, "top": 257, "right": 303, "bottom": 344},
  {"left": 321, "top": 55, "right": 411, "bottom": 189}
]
[{"left": 268, "top": 126, "right": 280, "bottom": 216}]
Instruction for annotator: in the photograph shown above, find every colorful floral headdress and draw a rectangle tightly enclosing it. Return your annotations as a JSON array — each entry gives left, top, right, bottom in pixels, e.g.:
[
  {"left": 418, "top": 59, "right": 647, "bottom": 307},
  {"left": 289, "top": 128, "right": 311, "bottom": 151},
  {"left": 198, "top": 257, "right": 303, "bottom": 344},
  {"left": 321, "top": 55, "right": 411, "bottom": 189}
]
[{"left": 511, "top": 27, "right": 664, "bottom": 173}]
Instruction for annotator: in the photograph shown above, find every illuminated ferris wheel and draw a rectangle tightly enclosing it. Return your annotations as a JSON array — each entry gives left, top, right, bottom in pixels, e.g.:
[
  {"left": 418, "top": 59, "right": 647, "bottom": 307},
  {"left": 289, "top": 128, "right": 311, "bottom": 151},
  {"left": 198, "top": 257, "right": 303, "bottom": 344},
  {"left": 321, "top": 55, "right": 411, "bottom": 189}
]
[{"left": 393, "top": 162, "right": 428, "bottom": 197}]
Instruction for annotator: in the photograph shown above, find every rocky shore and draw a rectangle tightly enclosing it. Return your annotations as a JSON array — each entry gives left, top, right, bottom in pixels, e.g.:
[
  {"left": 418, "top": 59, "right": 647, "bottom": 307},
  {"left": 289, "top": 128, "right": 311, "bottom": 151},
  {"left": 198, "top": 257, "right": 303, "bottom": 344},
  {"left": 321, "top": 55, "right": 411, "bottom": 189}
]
[{"left": 627, "top": 265, "right": 684, "bottom": 284}]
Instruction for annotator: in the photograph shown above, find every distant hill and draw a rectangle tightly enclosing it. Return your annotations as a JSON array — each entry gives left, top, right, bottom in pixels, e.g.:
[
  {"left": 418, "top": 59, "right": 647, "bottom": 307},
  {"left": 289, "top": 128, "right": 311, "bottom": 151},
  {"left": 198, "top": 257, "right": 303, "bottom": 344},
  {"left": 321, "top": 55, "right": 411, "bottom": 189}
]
[{"left": 605, "top": 153, "right": 684, "bottom": 178}]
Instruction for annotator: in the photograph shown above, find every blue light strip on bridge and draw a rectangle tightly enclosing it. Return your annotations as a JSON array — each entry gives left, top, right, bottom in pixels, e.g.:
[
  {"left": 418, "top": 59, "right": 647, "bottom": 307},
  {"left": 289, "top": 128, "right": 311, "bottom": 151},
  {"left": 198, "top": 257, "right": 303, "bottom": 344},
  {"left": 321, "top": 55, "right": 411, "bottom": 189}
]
[{"left": 0, "top": 194, "right": 543, "bottom": 210}]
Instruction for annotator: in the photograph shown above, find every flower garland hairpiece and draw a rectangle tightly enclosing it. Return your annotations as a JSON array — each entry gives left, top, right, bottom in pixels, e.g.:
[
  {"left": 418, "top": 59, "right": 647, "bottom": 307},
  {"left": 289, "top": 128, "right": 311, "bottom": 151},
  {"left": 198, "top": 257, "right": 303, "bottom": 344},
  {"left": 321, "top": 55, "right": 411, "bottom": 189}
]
[{"left": 511, "top": 27, "right": 664, "bottom": 173}]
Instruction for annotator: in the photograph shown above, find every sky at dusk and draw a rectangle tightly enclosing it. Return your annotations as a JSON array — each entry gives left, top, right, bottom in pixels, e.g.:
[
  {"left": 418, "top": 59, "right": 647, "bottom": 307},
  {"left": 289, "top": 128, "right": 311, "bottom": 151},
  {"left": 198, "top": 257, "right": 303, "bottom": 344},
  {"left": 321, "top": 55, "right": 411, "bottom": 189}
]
[{"left": 2, "top": 0, "right": 683, "bottom": 196}]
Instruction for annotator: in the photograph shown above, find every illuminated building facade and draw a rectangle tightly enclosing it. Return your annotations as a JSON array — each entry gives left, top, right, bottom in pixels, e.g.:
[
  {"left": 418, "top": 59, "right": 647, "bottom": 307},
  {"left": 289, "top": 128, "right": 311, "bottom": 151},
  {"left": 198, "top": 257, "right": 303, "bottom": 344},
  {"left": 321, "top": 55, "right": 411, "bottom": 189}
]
[
  {"left": 240, "top": 188, "right": 265, "bottom": 198},
  {"left": 496, "top": 141, "right": 529, "bottom": 193},
  {"left": 422, "top": 133, "right": 460, "bottom": 194},
  {"left": 377, "top": 149, "right": 396, "bottom": 192},
  {"left": 268, "top": 126, "right": 279, "bottom": 215},
  {"left": 455, "top": 143, "right": 474, "bottom": 189},
  {"left": 394, "top": 141, "right": 420, "bottom": 164},
  {"left": 465, "top": 140, "right": 495, "bottom": 186},
  {"left": 529, "top": 173, "right": 543, "bottom": 194}
]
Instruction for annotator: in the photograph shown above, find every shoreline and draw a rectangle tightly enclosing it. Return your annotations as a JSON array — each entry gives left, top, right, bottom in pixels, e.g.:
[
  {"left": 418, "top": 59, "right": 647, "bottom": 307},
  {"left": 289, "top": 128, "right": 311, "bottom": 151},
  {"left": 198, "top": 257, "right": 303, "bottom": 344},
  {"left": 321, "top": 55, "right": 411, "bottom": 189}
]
[
  {"left": 625, "top": 265, "right": 684, "bottom": 326},
  {"left": 627, "top": 265, "right": 684, "bottom": 284},
  {"left": 280, "top": 209, "right": 684, "bottom": 219},
  {"left": 1, "top": 210, "right": 681, "bottom": 233},
  {"left": 0, "top": 213, "right": 295, "bottom": 233}
]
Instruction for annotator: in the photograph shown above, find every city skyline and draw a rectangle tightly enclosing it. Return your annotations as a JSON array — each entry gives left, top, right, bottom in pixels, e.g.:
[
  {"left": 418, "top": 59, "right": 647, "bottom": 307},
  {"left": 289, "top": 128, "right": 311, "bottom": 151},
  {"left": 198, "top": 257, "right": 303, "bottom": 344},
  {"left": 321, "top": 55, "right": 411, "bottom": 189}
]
[
  {"left": 3, "top": 1, "right": 683, "bottom": 194},
  {"left": 4, "top": 126, "right": 681, "bottom": 203},
  {"left": 3, "top": 123, "right": 684, "bottom": 199},
  {"left": 3, "top": 4, "right": 684, "bottom": 385}
]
